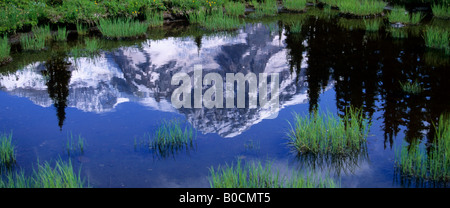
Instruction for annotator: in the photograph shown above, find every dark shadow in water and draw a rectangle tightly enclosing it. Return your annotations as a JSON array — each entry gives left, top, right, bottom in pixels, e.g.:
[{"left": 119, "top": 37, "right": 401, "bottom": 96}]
[{"left": 41, "top": 53, "right": 72, "bottom": 130}]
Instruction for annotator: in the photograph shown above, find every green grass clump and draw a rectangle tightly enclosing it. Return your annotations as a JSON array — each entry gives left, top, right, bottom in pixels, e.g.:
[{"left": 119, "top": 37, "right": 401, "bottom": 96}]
[
  {"left": 200, "top": 9, "right": 243, "bottom": 31},
  {"left": 0, "top": 159, "right": 88, "bottom": 188},
  {"left": 209, "top": 159, "right": 338, "bottom": 188},
  {"left": 395, "top": 114, "right": 450, "bottom": 184},
  {"left": 66, "top": 133, "right": 86, "bottom": 155},
  {"left": 287, "top": 107, "right": 371, "bottom": 156},
  {"left": 0, "top": 133, "right": 16, "bottom": 168},
  {"left": 54, "top": 27, "right": 68, "bottom": 42},
  {"left": 85, "top": 38, "right": 100, "bottom": 54},
  {"left": 289, "top": 21, "right": 303, "bottom": 33},
  {"left": 252, "top": 0, "right": 279, "bottom": 17},
  {"left": 76, "top": 22, "right": 88, "bottom": 36},
  {"left": 336, "top": 0, "right": 386, "bottom": 17},
  {"left": 20, "top": 34, "right": 46, "bottom": 51},
  {"left": 364, "top": 19, "right": 382, "bottom": 31},
  {"left": 410, "top": 12, "right": 424, "bottom": 25},
  {"left": 388, "top": 7, "right": 423, "bottom": 24},
  {"left": 147, "top": 11, "right": 164, "bottom": 27},
  {"left": 32, "top": 25, "right": 52, "bottom": 40},
  {"left": 388, "top": 7, "right": 410, "bottom": 23},
  {"left": 423, "top": 27, "right": 450, "bottom": 54},
  {"left": 189, "top": 9, "right": 207, "bottom": 24},
  {"left": 399, "top": 80, "right": 422, "bottom": 94},
  {"left": 0, "top": 36, "right": 11, "bottom": 63},
  {"left": 98, "top": 18, "right": 148, "bottom": 39},
  {"left": 20, "top": 25, "right": 51, "bottom": 51},
  {"left": 283, "top": 0, "right": 307, "bottom": 11},
  {"left": 432, "top": 4, "right": 450, "bottom": 19},
  {"left": 136, "top": 119, "right": 196, "bottom": 158},
  {"left": 225, "top": 1, "right": 246, "bottom": 17}
]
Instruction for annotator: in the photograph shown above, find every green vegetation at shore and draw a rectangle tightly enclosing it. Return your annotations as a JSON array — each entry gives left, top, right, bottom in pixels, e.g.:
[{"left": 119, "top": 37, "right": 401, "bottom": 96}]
[
  {"left": 395, "top": 114, "right": 450, "bottom": 184},
  {"left": 0, "top": 133, "right": 15, "bottom": 169},
  {"left": 98, "top": 18, "right": 148, "bottom": 39},
  {"left": 0, "top": 36, "right": 11, "bottom": 64},
  {"left": 0, "top": 159, "right": 88, "bottom": 188},
  {"left": 209, "top": 159, "right": 338, "bottom": 188}
]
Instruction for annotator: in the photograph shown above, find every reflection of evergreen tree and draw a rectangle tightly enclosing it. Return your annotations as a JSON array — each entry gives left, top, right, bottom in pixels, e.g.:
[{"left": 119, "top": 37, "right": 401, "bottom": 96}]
[
  {"left": 194, "top": 35, "right": 202, "bottom": 56},
  {"left": 302, "top": 17, "right": 332, "bottom": 113},
  {"left": 399, "top": 39, "right": 428, "bottom": 144},
  {"left": 41, "top": 54, "right": 71, "bottom": 130}
]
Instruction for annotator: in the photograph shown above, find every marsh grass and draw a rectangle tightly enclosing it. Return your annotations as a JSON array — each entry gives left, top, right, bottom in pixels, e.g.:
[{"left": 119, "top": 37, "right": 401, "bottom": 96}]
[
  {"left": 146, "top": 10, "right": 164, "bottom": 27},
  {"left": 76, "top": 22, "right": 88, "bottom": 36},
  {"left": 200, "top": 9, "right": 243, "bottom": 31},
  {"left": 388, "top": 7, "right": 423, "bottom": 25},
  {"left": 66, "top": 133, "right": 85, "bottom": 155},
  {"left": 20, "top": 32, "right": 47, "bottom": 51},
  {"left": 336, "top": 0, "right": 386, "bottom": 17},
  {"left": 399, "top": 80, "right": 423, "bottom": 94},
  {"left": 364, "top": 19, "right": 382, "bottom": 32},
  {"left": 289, "top": 21, "right": 302, "bottom": 33},
  {"left": 32, "top": 25, "right": 52, "bottom": 40},
  {"left": 287, "top": 107, "right": 371, "bottom": 156},
  {"left": 136, "top": 119, "right": 196, "bottom": 158},
  {"left": 0, "top": 36, "right": 11, "bottom": 63},
  {"left": 395, "top": 114, "right": 450, "bottom": 184},
  {"left": 0, "top": 133, "right": 15, "bottom": 169},
  {"left": 410, "top": 12, "right": 424, "bottom": 25},
  {"left": 209, "top": 159, "right": 338, "bottom": 188},
  {"left": 432, "top": 4, "right": 450, "bottom": 19},
  {"left": 225, "top": 1, "right": 246, "bottom": 17},
  {"left": 98, "top": 18, "right": 148, "bottom": 39},
  {"left": 85, "top": 38, "right": 100, "bottom": 54},
  {"left": 283, "top": 0, "right": 307, "bottom": 11},
  {"left": 0, "top": 159, "right": 87, "bottom": 188},
  {"left": 54, "top": 27, "right": 68, "bottom": 42},
  {"left": 252, "top": 0, "right": 278, "bottom": 17},
  {"left": 189, "top": 9, "right": 207, "bottom": 24},
  {"left": 388, "top": 7, "right": 410, "bottom": 23},
  {"left": 423, "top": 27, "right": 450, "bottom": 54}
]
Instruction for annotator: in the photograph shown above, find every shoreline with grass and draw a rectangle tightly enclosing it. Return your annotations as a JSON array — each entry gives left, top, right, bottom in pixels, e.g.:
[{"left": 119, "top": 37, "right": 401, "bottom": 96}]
[{"left": 0, "top": 0, "right": 448, "bottom": 68}]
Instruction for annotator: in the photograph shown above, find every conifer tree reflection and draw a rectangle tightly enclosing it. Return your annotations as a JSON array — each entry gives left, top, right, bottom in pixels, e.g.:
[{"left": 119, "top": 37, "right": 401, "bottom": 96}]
[{"left": 41, "top": 54, "right": 71, "bottom": 130}]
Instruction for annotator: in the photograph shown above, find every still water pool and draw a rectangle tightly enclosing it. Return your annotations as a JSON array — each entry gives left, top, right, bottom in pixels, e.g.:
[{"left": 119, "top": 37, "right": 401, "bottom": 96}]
[{"left": 0, "top": 12, "right": 449, "bottom": 188}]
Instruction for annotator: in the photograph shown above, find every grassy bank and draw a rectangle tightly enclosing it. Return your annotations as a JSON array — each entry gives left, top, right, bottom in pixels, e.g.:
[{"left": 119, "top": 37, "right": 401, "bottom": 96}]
[
  {"left": 98, "top": 18, "right": 148, "bottom": 39},
  {"left": 0, "top": 36, "right": 11, "bottom": 64},
  {"left": 336, "top": 0, "right": 386, "bottom": 17}
]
